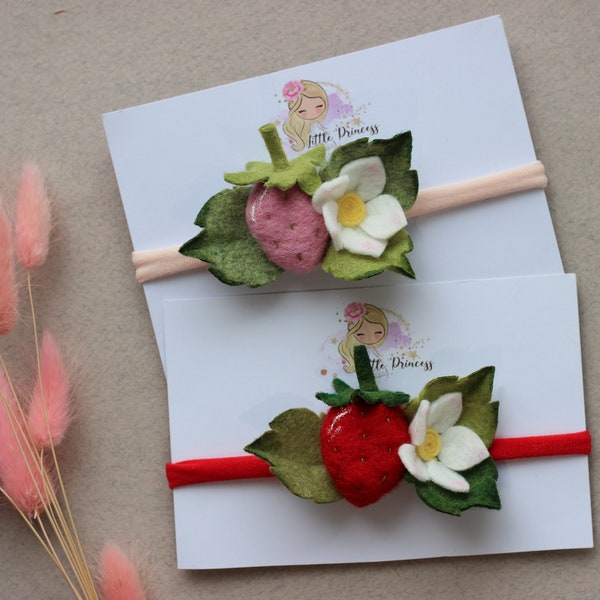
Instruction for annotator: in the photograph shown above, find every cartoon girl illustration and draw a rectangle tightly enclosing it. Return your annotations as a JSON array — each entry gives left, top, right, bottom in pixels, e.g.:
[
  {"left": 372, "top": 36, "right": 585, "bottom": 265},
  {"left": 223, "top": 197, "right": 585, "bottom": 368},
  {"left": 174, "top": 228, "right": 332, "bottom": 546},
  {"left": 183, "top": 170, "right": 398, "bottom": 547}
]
[
  {"left": 338, "top": 302, "right": 389, "bottom": 373},
  {"left": 282, "top": 80, "right": 329, "bottom": 152}
]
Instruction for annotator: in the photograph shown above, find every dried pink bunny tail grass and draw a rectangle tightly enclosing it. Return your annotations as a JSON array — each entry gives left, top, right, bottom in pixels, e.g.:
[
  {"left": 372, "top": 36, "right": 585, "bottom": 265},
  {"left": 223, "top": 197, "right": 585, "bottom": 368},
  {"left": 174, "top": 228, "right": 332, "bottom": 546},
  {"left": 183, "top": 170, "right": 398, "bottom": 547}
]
[
  {"left": 0, "top": 369, "right": 53, "bottom": 518},
  {"left": 27, "top": 331, "right": 71, "bottom": 449},
  {"left": 14, "top": 162, "right": 51, "bottom": 270},
  {"left": 0, "top": 441, "right": 54, "bottom": 518},
  {"left": 0, "top": 202, "right": 18, "bottom": 335},
  {"left": 98, "top": 542, "right": 148, "bottom": 600},
  {"left": 0, "top": 366, "right": 19, "bottom": 444}
]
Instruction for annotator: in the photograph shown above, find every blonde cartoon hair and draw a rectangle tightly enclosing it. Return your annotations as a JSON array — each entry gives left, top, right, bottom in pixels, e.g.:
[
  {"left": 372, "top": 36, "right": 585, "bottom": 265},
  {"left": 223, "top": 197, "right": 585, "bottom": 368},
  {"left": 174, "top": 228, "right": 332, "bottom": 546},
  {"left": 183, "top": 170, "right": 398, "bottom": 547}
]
[
  {"left": 282, "top": 80, "right": 329, "bottom": 152},
  {"left": 338, "top": 303, "right": 388, "bottom": 373}
]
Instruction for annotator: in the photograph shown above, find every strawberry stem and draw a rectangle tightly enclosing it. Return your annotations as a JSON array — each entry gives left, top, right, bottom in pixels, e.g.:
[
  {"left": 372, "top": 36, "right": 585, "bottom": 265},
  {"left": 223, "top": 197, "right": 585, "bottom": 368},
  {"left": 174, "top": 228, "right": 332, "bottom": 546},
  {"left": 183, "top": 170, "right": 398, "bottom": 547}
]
[
  {"left": 353, "top": 346, "right": 378, "bottom": 392},
  {"left": 259, "top": 123, "right": 290, "bottom": 172}
]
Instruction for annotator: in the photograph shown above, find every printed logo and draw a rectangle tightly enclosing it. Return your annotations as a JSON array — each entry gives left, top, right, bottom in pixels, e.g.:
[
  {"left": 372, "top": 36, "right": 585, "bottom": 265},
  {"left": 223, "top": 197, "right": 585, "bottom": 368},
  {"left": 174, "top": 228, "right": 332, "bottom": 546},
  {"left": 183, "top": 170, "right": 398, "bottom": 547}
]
[
  {"left": 274, "top": 79, "right": 380, "bottom": 154},
  {"left": 319, "top": 302, "right": 432, "bottom": 380}
]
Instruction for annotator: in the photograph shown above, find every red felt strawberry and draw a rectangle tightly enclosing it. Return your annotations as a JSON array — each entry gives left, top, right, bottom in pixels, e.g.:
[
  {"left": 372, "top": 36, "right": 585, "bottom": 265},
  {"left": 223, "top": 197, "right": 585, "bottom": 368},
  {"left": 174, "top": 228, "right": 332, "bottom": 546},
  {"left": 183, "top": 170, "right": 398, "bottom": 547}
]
[
  {"left": 320, "top": 399, "right": 410, "bottom": 507},
  {"left": 245, "top": 183, "right": 329, "bottom": 273},
  {"left": 245, "top": 346, "right": 411, "bottom": 507},
  {"left": 316, "top": 345, "right": 411, "bottom": 506}
]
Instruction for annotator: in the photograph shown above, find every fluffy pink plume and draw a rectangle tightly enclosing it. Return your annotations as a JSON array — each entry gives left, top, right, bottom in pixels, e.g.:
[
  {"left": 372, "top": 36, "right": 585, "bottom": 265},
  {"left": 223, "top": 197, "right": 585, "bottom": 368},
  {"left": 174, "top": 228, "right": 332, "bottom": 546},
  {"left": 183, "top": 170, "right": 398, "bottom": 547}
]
[
  {"left": 0, "top": 203, "right": 18, "bottom": 335},
  {"left": 0, "top": 367, "right": 18, "bottom": 450},
  {"left": 98, "top": 542, "right": 147, "bottom": 600},
  {"left": 0, "top": 369, "right": 52, "bottom": 517},
  {"left": 0, "top": 440, "right": 53, "bottom": 518},
  {"left": 27, "top": 331, "right": 71, "bottom": 449},
  {"left": 14, "top": 162, "right": 51, "bottom": 270}
]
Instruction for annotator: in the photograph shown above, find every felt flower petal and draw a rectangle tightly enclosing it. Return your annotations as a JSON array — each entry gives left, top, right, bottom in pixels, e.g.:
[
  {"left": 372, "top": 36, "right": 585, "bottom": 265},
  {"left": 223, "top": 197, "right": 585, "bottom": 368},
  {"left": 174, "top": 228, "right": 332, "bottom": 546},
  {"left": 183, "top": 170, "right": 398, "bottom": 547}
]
[
  {"left": 339, "top": 156, "right": 386, "bottom": 200},
  {"left": 439, "top": 425, "right": 490, "bottom": 471},
  {"left": 399, "top": 444, "right": 431, "bottom": 482},
  {"left": 408, "top": 400, "right": 429, "bottom": 446},
  {"left": 427, "top": 392, "right": 462, "bottom": 434},
  {"left": 312, "top": 175, "right": 350, "bottom": 213},
  {"left": 321, "top": 201, "right": 343, "bottom": 250},
  {"left": 314, "top": 156, "right": 409, "bottom": 259},
  {"left": 360, "top": 194, "right": 407, "bottom": 240},
  {"left": 426, "top": 459, "right": 470, "bottom": 493},
  {"left": 336, "top": 227, "right": 386, "bottom": 257}
]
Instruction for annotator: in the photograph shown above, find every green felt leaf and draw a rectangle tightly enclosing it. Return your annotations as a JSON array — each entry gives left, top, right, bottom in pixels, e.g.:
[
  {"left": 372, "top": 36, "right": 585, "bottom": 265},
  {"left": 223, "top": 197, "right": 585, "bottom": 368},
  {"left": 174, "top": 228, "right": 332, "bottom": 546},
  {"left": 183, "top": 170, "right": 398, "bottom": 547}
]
[
  {"left": 360, "top": 390, "right": 410, "bottom": 406},
  {"left": 316, "top": 388, "right": 409, "bottom": 408},
  {"left": 316, "top": 385, "right": 355, "bottom": 407},
  {"left": 244, "top": 408, "right": 342, "bottom": 504},
  {"left": 320, "top": 131, "right": 419, "bottom": 211},
  {"left": 316, "top": 346, "right": 409, "bottom": 407},
  {"left": 405, "top": 458, "right": 501, "bottom": 516},
  {"left": 332, "top": 378, "right": 352, "bottom": 393},
  {"left": 382, "top": 169, "right": 419, "bottom": 212},
  {"left": 224, "top": 124, "right": 325, "bottom": 196},
  {"left": 404, "top": 367, "right": 498, "bottom": 447},
  {"left": 321, "top": 229, "right": 415, "bottom": 281},
  {"left": 179, "top": 186, "right": 282, "bottom": 287}
]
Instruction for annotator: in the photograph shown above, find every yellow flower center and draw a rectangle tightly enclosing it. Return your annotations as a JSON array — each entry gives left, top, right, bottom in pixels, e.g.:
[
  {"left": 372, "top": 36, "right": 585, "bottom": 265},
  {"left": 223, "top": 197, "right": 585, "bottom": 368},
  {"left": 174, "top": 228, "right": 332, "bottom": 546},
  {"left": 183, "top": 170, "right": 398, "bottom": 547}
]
[
  {"left": 337, "top": 192, "right": 367, "bottom": 227},
  {"left": 416, "top": 428, "right": 442, "bottom": 462}
]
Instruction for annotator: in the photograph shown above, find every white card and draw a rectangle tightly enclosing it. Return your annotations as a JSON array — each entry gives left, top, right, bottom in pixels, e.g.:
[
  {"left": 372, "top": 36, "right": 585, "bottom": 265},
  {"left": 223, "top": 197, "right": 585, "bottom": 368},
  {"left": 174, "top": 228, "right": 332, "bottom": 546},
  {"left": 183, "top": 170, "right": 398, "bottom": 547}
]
[
  {"left": 164, "top": 274, "right": 591, "bottom": 569},
  {"left": 103, "top": 16, "right": 563, "bottom": 367}
]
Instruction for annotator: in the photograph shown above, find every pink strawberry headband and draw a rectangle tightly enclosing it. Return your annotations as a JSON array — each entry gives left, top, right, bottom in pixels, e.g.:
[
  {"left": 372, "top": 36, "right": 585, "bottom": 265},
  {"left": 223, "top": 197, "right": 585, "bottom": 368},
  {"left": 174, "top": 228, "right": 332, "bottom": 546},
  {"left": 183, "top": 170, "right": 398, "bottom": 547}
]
[
  {"left": 166, "top": 346, "right": 591, "bottom": 514},
  {"left": 131, "top": 123, "right": 548, "bottom": 287}
]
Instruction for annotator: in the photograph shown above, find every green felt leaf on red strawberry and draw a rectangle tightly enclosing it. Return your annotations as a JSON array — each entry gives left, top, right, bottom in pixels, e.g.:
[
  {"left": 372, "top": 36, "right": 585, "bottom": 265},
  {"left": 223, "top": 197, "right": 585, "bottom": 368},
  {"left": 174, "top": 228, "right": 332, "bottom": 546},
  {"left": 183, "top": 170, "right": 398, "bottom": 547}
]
[
  {"left": 316, "top": 347, "right": 410, "bottom": 407},
  {"left": 179, "top": 186, "right": 283, "bottom": 287},
  {"left": 405, "top": 458, "right": 501, "bottom": 516},
  {"left": 224, "top": 123, "right": 325, "bottom": 196},
  {"left": 244, "top": 408, "right": 342, "bottom": 504}
]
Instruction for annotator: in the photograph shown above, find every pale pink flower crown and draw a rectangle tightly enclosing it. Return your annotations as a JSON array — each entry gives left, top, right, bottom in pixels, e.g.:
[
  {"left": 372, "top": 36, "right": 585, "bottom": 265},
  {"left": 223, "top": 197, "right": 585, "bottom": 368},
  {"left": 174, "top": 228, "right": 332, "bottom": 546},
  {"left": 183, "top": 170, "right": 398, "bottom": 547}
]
[
  {"left": 344, "top": 302, "right": 367, "bottom": 323},
  {"left": 282, "top": 80, "right": 303, "bottom": 102}
]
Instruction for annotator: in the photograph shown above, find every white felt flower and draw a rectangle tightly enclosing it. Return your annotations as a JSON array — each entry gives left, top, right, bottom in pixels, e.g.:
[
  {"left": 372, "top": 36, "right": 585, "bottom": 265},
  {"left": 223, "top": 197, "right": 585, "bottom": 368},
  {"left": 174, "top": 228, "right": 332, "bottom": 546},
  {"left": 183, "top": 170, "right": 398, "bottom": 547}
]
[
  {"left": 311, "top": 156, "right": 407, "bottom": 257},
  {"left": 398, "top": 392, "right": 489, "bottom": 493}
]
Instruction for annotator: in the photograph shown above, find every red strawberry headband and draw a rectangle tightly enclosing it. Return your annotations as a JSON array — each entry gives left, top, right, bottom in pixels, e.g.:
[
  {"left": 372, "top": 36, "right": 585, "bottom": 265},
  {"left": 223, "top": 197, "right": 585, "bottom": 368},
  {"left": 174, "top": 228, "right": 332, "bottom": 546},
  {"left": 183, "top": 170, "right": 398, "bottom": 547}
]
[
  {"left": 166, "top": 346, "right": 591, "bottom": 515},
  {"left": 131, "top": 124, "right": 548, "bottom": 287}
]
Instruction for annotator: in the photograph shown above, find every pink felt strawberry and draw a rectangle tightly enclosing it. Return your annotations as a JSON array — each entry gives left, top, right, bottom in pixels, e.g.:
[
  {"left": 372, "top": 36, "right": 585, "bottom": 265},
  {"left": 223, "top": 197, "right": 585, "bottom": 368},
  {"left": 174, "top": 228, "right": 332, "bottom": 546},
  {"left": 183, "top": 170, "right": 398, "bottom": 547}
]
[
  {"left": 245, "top": 183, "right": 330, "bottom": 273},
  {"left": 320, "top": 399, "right": 410, "bottom": 507},
  {"left": 224, "top": 123, "right": 330, "bottom": 274}
]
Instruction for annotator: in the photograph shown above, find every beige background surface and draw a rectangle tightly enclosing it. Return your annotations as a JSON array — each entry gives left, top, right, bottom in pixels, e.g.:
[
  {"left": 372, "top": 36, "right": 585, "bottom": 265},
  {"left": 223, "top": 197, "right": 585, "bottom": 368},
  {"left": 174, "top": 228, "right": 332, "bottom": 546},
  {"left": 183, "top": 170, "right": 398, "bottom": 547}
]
[{"left": 0, "top": 1, "right": 598, "bottom": 598}]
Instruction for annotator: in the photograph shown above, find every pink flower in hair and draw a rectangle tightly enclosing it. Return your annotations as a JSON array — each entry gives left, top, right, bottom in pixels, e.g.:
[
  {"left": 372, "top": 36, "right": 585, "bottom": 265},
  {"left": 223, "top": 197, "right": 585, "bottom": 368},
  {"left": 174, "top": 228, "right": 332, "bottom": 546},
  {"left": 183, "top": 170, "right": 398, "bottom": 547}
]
[
  {"left": 282, "top": 80, "right": 303, "bottom": 102},
  {"left": 344, "top": 302, "right": 367, "bottom": 322}
]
